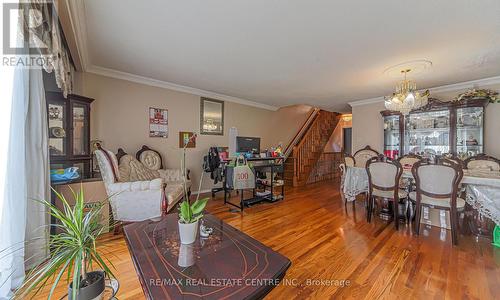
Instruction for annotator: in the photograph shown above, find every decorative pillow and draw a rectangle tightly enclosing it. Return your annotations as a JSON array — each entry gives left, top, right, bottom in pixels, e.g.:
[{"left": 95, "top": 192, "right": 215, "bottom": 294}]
[
  {"left": 118, "top": 154, "right": 160, "bottom": 182},
  {"left": 139, "top": 150, "right": 162, "bottom": 171}
]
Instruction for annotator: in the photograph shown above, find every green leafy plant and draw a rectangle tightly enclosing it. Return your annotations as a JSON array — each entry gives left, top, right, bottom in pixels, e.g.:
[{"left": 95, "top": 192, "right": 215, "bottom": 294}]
[
  {"left": 178, "top": 198, "right": 209, "bottom": 224},
  {"left": 455, "top": 88, "right": 499, "bottom": 103},
  {"left": 15, "top": 188, "right": 114, "bottom": 299},
  {"left": 178, "top": 132, "right": 209, "bottom": 224}
]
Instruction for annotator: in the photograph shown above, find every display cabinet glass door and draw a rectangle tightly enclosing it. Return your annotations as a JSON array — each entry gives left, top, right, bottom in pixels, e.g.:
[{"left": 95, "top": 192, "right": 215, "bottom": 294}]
[
  {"left": 72, "top": 102, "right": 89, "bottom": 156},
  {"left": 48, "top": 101, "right": 67, "bottom": 156},
  {"left": 456, "top": 107, "right": 484, "bottom": 159},
  {"left": 383, "top": 115, "right": 401, "bottom": 159},
  {"left": 405, "top": 110, "right": 450, "bottom": 156}
]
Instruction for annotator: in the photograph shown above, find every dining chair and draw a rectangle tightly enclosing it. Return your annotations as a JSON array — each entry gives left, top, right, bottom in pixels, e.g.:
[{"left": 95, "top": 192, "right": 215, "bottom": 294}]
[
  {"left": 463, "top": 154, "right": 500, "bottom": 171},
  {"left": 344, "top": 155, "right": 355, "bottom": 167},
  {"left": 340, "top": 155, "right": 356, "bottom": 202},
  {"left": 410, "top": 158, "right": 464, "bottom": 245},
  {"left": 366, "top": 155, "right": 407, "bottom": 229},
  {"left": 398, "top": 154, "right": 422, "bottom": 218},
  {"left": 353, "top": 145, "right": 379, "bottom": 168},
  {"left": 398, "top": 154, "right": 422, "bottom": 169}
]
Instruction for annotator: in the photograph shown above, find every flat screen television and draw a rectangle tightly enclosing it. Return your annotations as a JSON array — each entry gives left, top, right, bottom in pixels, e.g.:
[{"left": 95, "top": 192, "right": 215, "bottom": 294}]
[{"left": 236, "top": 136, "right": 261, "bottom": 154}]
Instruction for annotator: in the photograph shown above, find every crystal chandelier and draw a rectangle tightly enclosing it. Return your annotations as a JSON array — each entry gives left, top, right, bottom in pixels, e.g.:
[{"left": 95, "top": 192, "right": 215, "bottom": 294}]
[{"left": 384, "top": 69, "right": 429, "bottom": 115}]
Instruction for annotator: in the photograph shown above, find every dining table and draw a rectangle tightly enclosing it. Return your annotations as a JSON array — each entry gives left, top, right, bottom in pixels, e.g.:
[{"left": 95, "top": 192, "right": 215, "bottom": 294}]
[{"left": 342, "top": 166, "right": 500, "bottom": 236}]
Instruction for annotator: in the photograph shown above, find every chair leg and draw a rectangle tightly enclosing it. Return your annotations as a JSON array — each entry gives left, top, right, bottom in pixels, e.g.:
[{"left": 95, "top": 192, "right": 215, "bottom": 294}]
[
  {"left": 414, "top": 204, "right": 421, "bottom": 235},
  {"left": 366, "top": 195, "right": 372, "bottom": 223},
  {"left": 404, "top": 197, "right": 410, "bottom": 223},
  {"left": 450, "top": 209, "right": 459, "bottom": 245},
  {"left": 394, "top": 198, "right": 399, "bottom": 230}
]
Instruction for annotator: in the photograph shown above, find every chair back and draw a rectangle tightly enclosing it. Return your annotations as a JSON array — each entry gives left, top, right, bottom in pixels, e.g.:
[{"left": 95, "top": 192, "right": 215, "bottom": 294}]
[
  {"left": 464, "top": 154, "right": 500, "bottom": 171},
  {"left": 354, "top": 145, "right": 379, "bottom": 168},
  {"left": 412, "top": 158, "right": 463, "bottom": 201},
  {"left": 366, "top": 156, "right": 402, "bottom": 193},
  {"left": 398, "top": 154, "right": 421, "bottom": 169},
  {"left": 94, "top": 147, "right": 120, "bottom": 186},
  {"left": 344, "top": 155, "right": 355, "bottom": 167}
]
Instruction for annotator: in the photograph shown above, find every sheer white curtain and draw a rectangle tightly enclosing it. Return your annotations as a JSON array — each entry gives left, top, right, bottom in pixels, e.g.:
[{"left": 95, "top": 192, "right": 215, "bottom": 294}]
[
  {"left": 0, "top": 66, "right": 50, "bottom": 300},
  {"left": 0, "top": 3, "right": 50, "bottom": 298}
]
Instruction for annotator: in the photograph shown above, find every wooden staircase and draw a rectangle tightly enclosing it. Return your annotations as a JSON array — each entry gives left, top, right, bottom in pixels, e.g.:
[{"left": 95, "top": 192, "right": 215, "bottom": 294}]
[{"left": 284, "top": 110, "right": 341, "bottom": 187}]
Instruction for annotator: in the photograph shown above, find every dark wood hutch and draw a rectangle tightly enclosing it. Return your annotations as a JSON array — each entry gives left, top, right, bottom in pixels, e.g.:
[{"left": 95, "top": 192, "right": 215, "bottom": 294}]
[
  {"left": 47, "top": 91, "right": 94, "bottom": 179},
  {"left": 380, "top": 97, "right": 489, "bottom": 159}
]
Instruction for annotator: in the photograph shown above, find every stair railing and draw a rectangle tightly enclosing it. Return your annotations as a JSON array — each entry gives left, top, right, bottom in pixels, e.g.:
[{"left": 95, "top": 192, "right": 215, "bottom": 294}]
[
  {"left": 283, "top": 107, "right": 320, "bottom": 160},
  {"left": 291, "top": 111, "right": 338, "bottom": 185}
]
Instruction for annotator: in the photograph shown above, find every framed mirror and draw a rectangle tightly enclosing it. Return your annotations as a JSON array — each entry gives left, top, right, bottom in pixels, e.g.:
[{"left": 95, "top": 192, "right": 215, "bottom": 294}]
[{"left": 200, "top": 97, "right": 224, "bottom": 135}]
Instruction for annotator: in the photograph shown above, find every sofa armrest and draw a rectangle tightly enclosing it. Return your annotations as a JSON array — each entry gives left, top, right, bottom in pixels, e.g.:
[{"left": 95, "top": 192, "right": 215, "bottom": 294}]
[{"left": 107, "top": 178, "right": 163, "bottom": 194}]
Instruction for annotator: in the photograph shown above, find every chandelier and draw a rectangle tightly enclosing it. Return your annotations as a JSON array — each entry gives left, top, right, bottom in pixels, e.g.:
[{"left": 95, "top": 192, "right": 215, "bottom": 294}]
[{"left": 384, "top": 69, "right": 429, "bottom": 115}]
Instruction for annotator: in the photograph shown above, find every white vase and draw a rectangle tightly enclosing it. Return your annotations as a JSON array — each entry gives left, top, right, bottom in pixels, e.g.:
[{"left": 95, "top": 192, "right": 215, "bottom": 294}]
[{"left": 178, "top": 220, "right": 199, "bottom": 244}]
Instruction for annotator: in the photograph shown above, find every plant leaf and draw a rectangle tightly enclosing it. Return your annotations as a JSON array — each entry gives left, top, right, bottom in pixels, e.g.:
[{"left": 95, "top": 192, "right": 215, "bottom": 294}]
[
  {"left": 179, "top": 201, "right": 191, "bottom": 223},
  {"left": 190, "top": 198, "right": 208, "bottom": 215}
]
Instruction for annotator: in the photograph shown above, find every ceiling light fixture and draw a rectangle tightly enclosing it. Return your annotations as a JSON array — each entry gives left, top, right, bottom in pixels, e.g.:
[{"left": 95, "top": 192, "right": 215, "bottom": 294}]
[{"left": 384, "top": 68, "right": 429, "bottom": 115}]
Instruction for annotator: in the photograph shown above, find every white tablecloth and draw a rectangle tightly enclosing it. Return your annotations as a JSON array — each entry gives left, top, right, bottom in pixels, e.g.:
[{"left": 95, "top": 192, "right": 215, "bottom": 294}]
[
  {"left": 462, "top": 170, "right": 500, "bottom": 226},
  {"left": 342, "top": 167, "right": 500, "bottom": 225},
  {"left": 342, "top": 167, "right": 368, "bottom": 202}
]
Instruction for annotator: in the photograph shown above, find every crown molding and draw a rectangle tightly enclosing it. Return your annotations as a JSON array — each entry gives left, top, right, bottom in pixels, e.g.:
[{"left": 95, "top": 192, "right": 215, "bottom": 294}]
[
  {"left": 63, "top": 0, "right": 89, "bottom": 71},
  {"left": 348, "top": 75, "right": 500, "bottom": 107},
  {"left": 87, "top": 65, "right": 280, "bottom": 111},
  {"left": 429, "top": 75, "right": 500, "bottom": 94},
  {"left": 348, "top": 96, "right": 385, "bottom": 107}
]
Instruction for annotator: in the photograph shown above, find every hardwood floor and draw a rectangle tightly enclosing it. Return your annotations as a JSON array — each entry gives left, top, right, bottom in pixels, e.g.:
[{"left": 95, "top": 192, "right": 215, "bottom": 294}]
[{"left": 37, "top": 180, "right": 499, "bottom": 299}]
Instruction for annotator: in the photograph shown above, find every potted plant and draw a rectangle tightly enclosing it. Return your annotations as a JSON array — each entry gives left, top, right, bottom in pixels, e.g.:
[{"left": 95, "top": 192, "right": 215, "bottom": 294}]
[
  {"left": 15, "top": 188, "right": 115, "bottom": 300},
  {"left": 178, "top": 199, "right": 208, "bottom": 244},
  {"left": 178, "top": 133, "right": 208, "bottom": 244}
]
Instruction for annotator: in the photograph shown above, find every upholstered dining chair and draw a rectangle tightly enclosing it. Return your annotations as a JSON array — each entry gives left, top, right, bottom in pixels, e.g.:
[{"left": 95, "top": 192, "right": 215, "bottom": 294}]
[
  {"left": 464, "top": 154, "right": 500, "bottom": 171},
  {"left": 339, "top": 155, "right": 355, "bottom": 193},
  {"left": 344, "top": 155, "right": 355, "bottom": 167},
  {"left": 397, "top": 154, "right": 422, "bottom": 217},
  {"left": 366, "top": 156, "right": 407, "bottom": 229},
  {"left": 398, "top": 154, "right": 422, "bottom": 170},
  {"left": 410, "top": 158, "right": 464, "bottom": 245},
  {"left": 353, "top": 145, "right": 379, "bottom": 168}
]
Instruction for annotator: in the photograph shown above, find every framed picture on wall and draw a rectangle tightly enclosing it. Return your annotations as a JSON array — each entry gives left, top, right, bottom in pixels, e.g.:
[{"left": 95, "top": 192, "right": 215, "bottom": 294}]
[
  {"left": 149, "top": 107, "right": 168, "bottom": 138},
  {"left": 179, "top": 131, "right": 196, "bottom": 148},
  {"left": 200, "top": 97, "right": 224, "bottom": 135}
]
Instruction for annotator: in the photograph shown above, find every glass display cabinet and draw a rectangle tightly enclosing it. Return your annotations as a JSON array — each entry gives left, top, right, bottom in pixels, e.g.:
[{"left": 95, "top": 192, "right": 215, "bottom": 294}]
[
  {"left": 405, "top": 110, "right": 450, "bottom": 156},
  {"left": 380, "top": 97, "right": 488, "bottom": 159},
  {"left": 47, "top": 92, "right": 94, "bottom": 179},
  {"left": 456, "top": 106, "right": 484, "bottom": 159},
  {"left": 383, "top": 114, "right": 402, "bottom": 159}
]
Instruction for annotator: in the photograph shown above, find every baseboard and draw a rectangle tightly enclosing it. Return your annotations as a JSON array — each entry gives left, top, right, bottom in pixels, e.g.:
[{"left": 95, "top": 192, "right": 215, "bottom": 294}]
[{"left": 191, "top": 189, "right": 212, "bottom": 195}]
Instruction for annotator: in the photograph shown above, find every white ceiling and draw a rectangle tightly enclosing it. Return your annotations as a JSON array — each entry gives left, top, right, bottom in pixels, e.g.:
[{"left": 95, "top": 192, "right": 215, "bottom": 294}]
[{"left": 82, "top": 0, "right": 500, "bottom": 112}]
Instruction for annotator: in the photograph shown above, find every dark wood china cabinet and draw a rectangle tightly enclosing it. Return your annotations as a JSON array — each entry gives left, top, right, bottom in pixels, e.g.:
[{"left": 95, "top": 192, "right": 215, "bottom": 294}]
[
  {"left": 381, "top": 97, "right": 489, "bottom": 159},
  {"left": 46, "top": 91, "right": 94, "bottom": 179}
]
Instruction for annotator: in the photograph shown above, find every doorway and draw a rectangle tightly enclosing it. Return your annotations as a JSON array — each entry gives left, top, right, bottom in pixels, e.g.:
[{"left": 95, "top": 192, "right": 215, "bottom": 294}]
[{"left": 343, "top": 127, "right": 352, "bottom": 155}]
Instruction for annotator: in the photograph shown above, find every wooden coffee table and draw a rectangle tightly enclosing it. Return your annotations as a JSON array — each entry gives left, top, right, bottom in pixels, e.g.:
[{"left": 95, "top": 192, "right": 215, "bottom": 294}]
[{"left": 123, "top": 214, "right": 291, "bottom": 299}]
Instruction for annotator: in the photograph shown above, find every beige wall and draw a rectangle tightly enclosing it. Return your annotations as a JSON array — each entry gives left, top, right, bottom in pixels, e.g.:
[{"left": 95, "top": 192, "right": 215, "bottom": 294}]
[
  {"left": 484, "top": 103, "right": 500, "bottom": 158},
  {"left": 351, "top": 84, "right": 500, "bottom": 157},
  {"left": 74, "top": 72, "right": 312, "bottom": 192},
  {"left": 267, "top": 104, "right": 314, "bottom": 147},
  {"left": 352, "top": 102, "right": 386, "bottom": 153}
]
